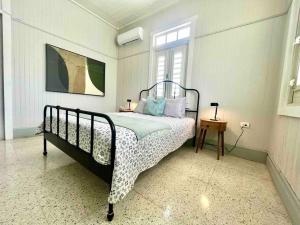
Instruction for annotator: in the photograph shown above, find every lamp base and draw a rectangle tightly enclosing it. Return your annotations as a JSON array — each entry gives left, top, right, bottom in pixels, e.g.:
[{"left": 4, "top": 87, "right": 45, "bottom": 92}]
[{"left": 210, "top": 118, "right": 219, "bottom": 121}]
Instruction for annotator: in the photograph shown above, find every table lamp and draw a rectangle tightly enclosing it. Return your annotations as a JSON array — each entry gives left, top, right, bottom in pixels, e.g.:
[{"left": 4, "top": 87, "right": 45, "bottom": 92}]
[{"left": 210, "top": 102, "right": 219, "bottom": 121}]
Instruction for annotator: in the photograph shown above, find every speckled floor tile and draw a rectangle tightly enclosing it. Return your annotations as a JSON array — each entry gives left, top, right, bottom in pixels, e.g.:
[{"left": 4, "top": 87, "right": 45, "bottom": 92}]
[
  {"left": 158, "top": 148, "right": 218, "bottom": 183},
  {"left": 209, "top": 166, "right": 288, "bottom": 216},
  {"left": 78, "top": 191, "right": 183, "bottom": 225},
  {"left": 0, "top": 142, "right": 18, "bottom": 169},
  {"left": 0, "top": 136, "right": 292, "bottom": 225},
  {"left": 134, "top": 166, "right": 209, "bottom": 220},
  {"left": 35, "top": 164, "right": 110, "bottom": 224},
  {"left": 0, "top": 190, "right": 48, "bottom": 225}
]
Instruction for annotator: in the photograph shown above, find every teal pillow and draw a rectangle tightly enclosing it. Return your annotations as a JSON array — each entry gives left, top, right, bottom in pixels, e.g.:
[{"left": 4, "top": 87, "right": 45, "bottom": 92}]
[{"left": 144, "top": 97, "right": 166, "bottom": 116}]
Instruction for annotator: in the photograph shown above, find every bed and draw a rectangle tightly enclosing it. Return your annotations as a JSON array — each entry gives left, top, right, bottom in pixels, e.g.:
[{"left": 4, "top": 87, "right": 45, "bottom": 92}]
[{"left": 42, "top": 80, "right": 200, "bottom": 221}]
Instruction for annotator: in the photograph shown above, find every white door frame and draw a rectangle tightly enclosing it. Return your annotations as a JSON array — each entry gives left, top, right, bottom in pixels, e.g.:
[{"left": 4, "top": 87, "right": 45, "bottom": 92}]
[{"left": 1, "top": 0, "right": 13, "bottom": 140}]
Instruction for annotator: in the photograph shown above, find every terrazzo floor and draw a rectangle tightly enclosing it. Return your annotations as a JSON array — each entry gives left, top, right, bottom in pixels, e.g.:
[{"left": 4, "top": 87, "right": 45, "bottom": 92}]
[{"left": 0, "top": 136, "right": 291, "bottom": 225}]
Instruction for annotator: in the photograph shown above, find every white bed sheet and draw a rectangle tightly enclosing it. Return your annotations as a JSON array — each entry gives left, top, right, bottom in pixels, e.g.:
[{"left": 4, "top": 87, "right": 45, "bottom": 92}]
[{"left": 45, "top": 112, "right": 195, "bottom": 204}]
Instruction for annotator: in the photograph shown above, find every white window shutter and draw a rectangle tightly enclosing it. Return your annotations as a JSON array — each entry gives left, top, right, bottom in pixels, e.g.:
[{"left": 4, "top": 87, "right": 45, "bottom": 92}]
[
  {"left": 170, "top": 45, "right": 188, "bottom": 97},
  {"left": 153, "top": 44, "right": 187, "bottom": 98},
  {"left": 154, "top": 49, "right": 169, "bottom": 97}
]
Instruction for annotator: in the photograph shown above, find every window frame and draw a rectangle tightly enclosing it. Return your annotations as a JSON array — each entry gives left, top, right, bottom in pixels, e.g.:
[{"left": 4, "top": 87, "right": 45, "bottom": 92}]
[
  {"left": 153, "top": 44, "right": 188, "bottom": 98},
  {"left": 278, "top": 0, "right": 300, "bottom": 117},
  {"left": 148, "top": 16, "right": 197, "bottom": 91},
  {"left": 153, "top": 23, "right": 191, "bottom": 48}
]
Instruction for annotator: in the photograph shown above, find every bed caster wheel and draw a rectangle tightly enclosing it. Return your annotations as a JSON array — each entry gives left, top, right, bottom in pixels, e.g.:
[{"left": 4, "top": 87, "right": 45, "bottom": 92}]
[
  {"left": 107, "top": 212, "right": 114, "bottom": 221},
  {"left": 43, "top": 152, "right": 47, "bottom": 156}
]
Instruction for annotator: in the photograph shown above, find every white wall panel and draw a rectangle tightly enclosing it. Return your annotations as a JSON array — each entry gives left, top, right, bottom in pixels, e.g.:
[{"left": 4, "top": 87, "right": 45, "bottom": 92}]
[
  {"left": 268, "top": 3, "right": 300, "bottom": 201},
  {"left": 11, "top": 0, "right": 118, "bottom": 130},
  {"left": 11, "top": 0, "right": 117, "bottom": 58},
  {"left": 0, "top": 15, "right": 4, "bottom": 139},
  {"left": 191, "top": 17, "right": 285, "bottom": 151},
  {"left": 116, "top": 6, "right": 286, "bottom": 152},
  {"left": 117, "top": 52, "right": 149, "bottom": 108},
  {"left": 118, "top": 0, "right": 289, "bottom": 59},
  {"left": 269, "top": 116, "right": 300, "bottom": 199}
]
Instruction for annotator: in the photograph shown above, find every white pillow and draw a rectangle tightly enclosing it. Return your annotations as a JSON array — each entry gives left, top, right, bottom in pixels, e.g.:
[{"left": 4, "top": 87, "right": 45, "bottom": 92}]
[
  {"left": 134, "top": 99, "right": 146, "bottom": 114},
  {"left": 164, "top": 97, "right": 186, "bottom": 118}
]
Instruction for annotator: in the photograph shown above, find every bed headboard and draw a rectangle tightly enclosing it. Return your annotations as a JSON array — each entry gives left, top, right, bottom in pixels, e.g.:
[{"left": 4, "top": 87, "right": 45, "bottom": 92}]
[{"left": 139, "top": 80, "right": 200, "bottom": 145}]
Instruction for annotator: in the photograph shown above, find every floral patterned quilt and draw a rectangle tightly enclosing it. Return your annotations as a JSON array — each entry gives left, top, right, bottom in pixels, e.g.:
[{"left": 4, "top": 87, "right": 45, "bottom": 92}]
[{"left": 44, "top": 112, "right": 195, "bottom": 204}]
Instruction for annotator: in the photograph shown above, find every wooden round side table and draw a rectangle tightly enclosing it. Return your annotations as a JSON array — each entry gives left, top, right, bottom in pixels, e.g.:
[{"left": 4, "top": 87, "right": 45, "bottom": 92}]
[{"left": 196, "top": 119, "right": 227, "bottom": 160}]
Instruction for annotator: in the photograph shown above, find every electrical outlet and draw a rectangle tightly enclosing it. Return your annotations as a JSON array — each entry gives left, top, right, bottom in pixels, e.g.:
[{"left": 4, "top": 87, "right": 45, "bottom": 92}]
[{"left": 240, "top": 122, "right": 250, "bottom": 128}]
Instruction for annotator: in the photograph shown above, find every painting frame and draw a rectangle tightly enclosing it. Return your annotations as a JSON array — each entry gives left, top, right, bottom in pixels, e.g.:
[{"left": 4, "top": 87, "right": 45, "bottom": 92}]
[{"left": 45, "top": 44, "right": 106, "bottom": 97}]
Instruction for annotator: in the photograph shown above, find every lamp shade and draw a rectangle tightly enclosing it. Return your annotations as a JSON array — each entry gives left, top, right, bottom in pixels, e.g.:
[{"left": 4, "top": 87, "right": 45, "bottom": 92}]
[{"left": 210, "top": 102, "right": 219, "bottom": 121}]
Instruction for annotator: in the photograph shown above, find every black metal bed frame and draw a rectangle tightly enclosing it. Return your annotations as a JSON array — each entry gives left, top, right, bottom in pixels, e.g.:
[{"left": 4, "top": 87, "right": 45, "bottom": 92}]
[
  {"left": 43, "top": 80, "right": 199, "bottom": 221},
  {"left": 139, "top": 80, "right": 200, "bottom": 145}
]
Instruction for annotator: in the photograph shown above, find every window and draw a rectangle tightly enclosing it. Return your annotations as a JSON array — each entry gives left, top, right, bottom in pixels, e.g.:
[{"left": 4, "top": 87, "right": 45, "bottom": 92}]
[
  {"left": 152, "top": 23, "right": 191, "bottom": 97},
  {"left": 154, "top": 23, "right": 191, "bottom": 48},
  {"left": 277, "top": 0, "right": 300, "bottom": 117},
  {"left": 154, "top": 45, "right": 187, "bottom": 97},
  {"left": 289, "top": 12, "right": 300, "bottom": 104}
]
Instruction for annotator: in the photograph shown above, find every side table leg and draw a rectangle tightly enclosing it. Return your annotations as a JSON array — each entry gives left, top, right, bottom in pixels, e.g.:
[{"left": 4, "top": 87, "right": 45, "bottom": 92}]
[
  {"left": 221, "top": 132, "right": 225, "bottom": 156},
  {"left": 200, "top": 129, "right": 207, "bottom": 149},
  {"left": 196, "top": 128, "right": 203, "bottom": 153},
  {"left": 217, "top": 131, "right": 220, "bottom": 160}
]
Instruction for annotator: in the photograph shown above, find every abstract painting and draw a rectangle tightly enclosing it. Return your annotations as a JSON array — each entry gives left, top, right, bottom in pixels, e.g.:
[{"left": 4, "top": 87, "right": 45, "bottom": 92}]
[{"left": 46, "top": 44, "right": 105, "bottom": 96}]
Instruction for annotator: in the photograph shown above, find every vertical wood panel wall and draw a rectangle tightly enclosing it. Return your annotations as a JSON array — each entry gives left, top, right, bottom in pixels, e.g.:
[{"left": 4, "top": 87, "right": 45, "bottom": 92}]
[
  {"left": 268, "top": 1, "right": 300, "bottom": 201},
  {"left": 269, "top": 116, "right": 300, "bottom": 200},
  {"left": 11, "top": 0, "right": 118, "bottom": 131},
  {"left": 0, "top": 15, "right": 4, "bottom": 139}
]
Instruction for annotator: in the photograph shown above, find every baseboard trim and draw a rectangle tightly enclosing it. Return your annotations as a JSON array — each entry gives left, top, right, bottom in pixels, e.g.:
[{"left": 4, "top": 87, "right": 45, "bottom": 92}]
[
  {"left": 13, "top": 127, "right": 37, "bottom": 138},
  {"left": 204, "top": 139, "right": 267, "bottom": 163},
  {"left": 266, "top": 156, "right": 300, "bottom": 225}
]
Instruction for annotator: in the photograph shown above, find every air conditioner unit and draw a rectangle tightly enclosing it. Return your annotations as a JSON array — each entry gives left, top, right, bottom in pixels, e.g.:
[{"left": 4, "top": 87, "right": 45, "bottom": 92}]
[{"left": 117, "top": 27, "right": 143, "bottom": 46}]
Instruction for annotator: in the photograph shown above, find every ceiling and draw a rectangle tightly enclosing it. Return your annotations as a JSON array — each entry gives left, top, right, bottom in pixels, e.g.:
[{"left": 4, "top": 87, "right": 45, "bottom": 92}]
[{"left": 72, "top": 0, "right": 180, "bottom": 29}]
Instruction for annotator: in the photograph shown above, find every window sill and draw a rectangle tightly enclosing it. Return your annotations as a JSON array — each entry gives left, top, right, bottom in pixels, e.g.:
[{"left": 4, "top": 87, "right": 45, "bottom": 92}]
[
  {"left": 294, "top": 87, "right": 300, "bottom": 92},
  {"left": 278, "top": 105, "right": 300, "bottom": 118}
]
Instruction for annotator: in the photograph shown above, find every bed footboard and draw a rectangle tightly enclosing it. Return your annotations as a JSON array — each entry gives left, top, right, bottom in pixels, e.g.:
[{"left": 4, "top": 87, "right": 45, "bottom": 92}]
[{"left": 43, "top": 105, "right": 116, "bottom": 221}]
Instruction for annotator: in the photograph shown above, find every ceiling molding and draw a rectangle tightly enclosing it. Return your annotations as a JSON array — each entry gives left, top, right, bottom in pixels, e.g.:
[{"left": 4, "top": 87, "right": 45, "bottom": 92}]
[
  {"left": 70, "top": 0, "right": 181, "bottom": 31},
  {"left": 67, "top": 0, "right": 118, "bottom": 30},
  {"left": 118, "top": 0, "right": 180, "bottom": 30}
]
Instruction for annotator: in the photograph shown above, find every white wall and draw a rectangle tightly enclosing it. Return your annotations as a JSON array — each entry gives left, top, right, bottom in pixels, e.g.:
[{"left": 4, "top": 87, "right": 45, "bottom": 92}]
[
  {"left": 117, "top": 0, "right": 288, "bottom": 152},
  {"left": 0, "top": 15, "right": 4, "bottom": 140},
  {"left": 269, "top": 116, "right": 300, "bottom": 200},
  {"left": 11, "top": 0, "right": 118, "bottom": 132},
  {"left": 268, "top": 1, "right": 300, "bottom": 200}
]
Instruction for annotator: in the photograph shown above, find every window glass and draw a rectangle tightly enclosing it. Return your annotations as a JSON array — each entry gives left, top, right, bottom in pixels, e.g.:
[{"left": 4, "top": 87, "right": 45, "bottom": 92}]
[
  {"left": 178, "top": 27, "right": 190, "bottom": 40},
  {"left": 297, "top": 63, "right": 300, "bottom": 86},
  {"left": 154, "top": 23, "right": 191, "bottom": 48},
  {"left": 156, "top": 35, "right": 166, "bottom": 46},
  {"left": 167, "top": 32, "right": 177, "bottom": 43}
]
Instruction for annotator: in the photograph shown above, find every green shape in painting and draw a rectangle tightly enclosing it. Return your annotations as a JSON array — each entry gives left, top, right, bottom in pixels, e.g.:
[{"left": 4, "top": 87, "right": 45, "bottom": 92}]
[
  {"left": 46, "top": 45, "right": 69, "bottom": 93},
  {"left": 87, "top": 58, "right": 105, "bottom": 94}
]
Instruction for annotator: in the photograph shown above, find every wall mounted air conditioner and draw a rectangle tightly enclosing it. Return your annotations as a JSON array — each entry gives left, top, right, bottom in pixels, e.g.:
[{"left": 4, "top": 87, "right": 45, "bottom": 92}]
[{"left": 117, "top": 27, "right": 143, "bottom": 46}]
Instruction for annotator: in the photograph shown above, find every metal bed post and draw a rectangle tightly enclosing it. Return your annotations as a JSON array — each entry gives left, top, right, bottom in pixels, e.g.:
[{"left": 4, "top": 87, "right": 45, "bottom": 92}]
[
  {"left": 43, "top": 106, "right": 48, "bottom": 156},
  {"left": 65, "top": 110, "right": 69, "bottom": 141},
  {"left": 57, "top": 106, "right": 60, "bottom": 137},
  {"left": 43, "top": 105, "right": 117, "bottom": 221},
  {"left": 76, "top": 109, "right": 80, "bottom": 148},
  {"left": 106, "top": 115, "right": 116, "bottom": 221}
]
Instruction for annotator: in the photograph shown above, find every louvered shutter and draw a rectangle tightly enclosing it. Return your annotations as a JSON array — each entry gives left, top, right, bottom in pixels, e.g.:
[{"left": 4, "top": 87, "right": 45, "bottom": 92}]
[{"left": 170, "top": 45, "right": 188, "bottom": 97}]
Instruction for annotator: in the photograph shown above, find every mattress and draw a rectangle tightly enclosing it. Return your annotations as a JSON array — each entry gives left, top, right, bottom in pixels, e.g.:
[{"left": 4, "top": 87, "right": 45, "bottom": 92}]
[{"left": 44, "top": 112, "right": 195, "bottom": 204}]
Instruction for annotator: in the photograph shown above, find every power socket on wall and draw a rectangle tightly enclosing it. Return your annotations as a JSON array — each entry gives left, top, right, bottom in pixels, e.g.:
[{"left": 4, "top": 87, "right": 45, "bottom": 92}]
[{"left": 240, "top": 122, "right": 250, "bottom": 128}]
